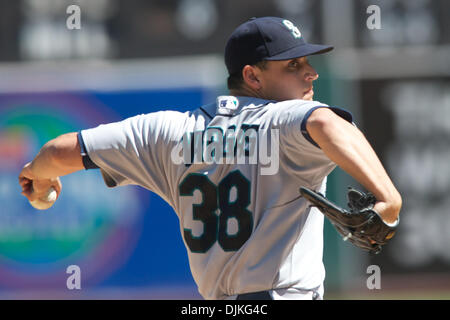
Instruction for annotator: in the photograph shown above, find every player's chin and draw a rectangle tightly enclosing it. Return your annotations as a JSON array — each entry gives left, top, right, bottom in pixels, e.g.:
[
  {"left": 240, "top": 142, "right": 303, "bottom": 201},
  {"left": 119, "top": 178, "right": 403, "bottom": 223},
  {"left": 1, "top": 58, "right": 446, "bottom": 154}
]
[{"left": 302, "top": 89, "right": 314, "bottom": 101}]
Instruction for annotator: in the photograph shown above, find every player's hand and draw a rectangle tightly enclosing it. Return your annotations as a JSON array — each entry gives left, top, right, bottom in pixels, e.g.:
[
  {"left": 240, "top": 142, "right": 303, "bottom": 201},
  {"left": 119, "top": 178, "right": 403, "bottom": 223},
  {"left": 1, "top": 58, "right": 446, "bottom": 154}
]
[
  {"left": 373, "top": 201, "right": 399, "bottom": 225},
  {"left": 19, "top": 162, "right": 62, "bottom": 202}
]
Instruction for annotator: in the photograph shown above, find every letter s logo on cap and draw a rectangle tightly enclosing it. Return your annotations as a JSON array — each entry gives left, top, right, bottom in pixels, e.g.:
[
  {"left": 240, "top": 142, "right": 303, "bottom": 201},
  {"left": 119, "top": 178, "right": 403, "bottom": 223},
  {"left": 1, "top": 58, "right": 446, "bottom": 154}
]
[{"left": 282, "top": 20, "right": 301, "bottom": 39}]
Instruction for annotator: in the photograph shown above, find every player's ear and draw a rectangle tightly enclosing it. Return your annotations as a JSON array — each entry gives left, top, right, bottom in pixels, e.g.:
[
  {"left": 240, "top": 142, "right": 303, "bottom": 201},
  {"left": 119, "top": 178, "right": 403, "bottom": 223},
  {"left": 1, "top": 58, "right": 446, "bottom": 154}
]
[{"left": 242, "top": 65, "right": 261, "bottom": 90}]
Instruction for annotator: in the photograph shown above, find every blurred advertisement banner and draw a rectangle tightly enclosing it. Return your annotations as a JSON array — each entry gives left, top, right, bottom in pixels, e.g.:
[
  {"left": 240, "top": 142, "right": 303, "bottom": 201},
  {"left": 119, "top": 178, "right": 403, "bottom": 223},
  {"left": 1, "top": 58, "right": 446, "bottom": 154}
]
[{"left": 0, "top": 57, "right": 222, "bottom": 298}]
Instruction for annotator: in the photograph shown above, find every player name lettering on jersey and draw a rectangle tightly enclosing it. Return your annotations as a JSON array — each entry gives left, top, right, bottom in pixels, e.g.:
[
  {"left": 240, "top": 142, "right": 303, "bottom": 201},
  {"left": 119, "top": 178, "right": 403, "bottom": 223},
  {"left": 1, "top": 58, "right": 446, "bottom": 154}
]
[{"left": 171, "top": 124, "right": 279, "bottom": 175}]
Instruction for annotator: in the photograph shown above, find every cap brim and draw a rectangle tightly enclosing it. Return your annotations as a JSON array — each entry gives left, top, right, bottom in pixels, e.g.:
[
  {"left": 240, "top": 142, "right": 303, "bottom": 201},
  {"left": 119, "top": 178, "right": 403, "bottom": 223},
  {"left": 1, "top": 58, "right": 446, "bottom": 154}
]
[{"left": 265, "top": 43, "right": 334, "bottom": 61}]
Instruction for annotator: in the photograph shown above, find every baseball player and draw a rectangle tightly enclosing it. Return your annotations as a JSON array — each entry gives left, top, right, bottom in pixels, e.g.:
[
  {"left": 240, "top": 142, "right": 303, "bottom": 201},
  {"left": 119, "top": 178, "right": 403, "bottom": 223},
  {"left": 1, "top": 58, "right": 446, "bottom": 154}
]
[{"left": 19, "top": 17, "right": 402, "bottom": 300}]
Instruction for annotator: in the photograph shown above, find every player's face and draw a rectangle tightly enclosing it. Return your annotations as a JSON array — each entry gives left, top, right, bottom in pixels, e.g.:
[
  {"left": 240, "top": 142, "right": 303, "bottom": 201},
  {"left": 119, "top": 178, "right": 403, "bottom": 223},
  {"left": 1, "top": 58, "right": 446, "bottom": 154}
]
[{"left": 257, "top": 57, "right": 319, "bottom": 101}]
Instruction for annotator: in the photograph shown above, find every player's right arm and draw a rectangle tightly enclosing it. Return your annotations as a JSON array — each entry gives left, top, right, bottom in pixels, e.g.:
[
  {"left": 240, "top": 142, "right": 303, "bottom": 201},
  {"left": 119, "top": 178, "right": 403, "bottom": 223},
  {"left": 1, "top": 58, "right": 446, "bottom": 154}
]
[
  {"left": 305, "top": 108, "right": 402, "bottom": 224},
  {"left": 19, "top": 132, "right": 83, "bottom": 202}
]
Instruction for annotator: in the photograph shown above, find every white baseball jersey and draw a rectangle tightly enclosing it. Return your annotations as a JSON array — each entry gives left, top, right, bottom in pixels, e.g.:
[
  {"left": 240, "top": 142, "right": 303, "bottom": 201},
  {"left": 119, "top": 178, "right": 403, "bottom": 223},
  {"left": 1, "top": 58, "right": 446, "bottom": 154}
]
[{"left": 80, "top": 96, "right": 353, "bottom": 300}]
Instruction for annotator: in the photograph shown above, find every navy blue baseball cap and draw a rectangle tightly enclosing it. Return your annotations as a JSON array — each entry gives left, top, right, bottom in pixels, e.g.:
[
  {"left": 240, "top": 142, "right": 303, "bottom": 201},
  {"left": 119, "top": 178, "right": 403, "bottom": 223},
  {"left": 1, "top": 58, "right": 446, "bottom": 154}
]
[{"left": 225, "top": 17, "right": 334, "bottom": 75}]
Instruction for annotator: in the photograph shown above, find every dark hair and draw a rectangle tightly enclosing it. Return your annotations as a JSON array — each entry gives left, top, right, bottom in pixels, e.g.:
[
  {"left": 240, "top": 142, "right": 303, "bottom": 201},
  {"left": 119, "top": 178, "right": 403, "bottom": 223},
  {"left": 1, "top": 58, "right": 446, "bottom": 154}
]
[{"left": 227, "top": 60, "right": 268, "bottom": 90}]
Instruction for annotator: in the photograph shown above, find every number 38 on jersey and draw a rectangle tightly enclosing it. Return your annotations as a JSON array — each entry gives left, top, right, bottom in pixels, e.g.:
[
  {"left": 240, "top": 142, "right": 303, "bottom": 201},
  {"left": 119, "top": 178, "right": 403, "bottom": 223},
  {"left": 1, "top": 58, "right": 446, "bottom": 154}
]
[{"left": 179, "top": 170, "right": 253, "bottom": 253}]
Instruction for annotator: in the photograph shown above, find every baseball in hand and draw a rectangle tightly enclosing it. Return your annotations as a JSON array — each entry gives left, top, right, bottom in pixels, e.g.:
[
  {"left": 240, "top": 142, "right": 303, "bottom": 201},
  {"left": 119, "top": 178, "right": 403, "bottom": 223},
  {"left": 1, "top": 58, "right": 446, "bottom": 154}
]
[{"left": 29, "top": 186, "right": 57, "bottom": 210}]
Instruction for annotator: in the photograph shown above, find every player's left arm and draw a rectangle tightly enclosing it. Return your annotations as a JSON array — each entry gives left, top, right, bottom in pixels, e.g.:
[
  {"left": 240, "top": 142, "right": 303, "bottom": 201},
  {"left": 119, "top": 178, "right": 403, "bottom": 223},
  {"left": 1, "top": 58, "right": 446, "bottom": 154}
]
[
  {"left": 306, "top": 108, "right": 402, "bottom": 224},
  {"left": 18, "top": 132, "right": 84, "bottom": 201}
]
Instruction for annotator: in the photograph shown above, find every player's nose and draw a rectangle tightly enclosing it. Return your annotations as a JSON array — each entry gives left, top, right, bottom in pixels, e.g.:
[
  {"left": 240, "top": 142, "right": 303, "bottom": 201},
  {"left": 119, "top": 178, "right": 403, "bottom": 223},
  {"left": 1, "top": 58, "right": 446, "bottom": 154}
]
[{"left": 304, "top": 63, "right": 319, "bottom": 81}]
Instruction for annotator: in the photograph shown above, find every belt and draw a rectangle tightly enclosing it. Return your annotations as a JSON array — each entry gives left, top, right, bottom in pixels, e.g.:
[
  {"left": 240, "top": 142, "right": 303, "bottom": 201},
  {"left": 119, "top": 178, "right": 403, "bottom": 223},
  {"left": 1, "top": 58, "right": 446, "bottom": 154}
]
[
  {"left": 236, "top": 290, "right": 273, "bottom": 300},
  {"left": 235, "top": 288, "right": 322, "bottom": 300}
]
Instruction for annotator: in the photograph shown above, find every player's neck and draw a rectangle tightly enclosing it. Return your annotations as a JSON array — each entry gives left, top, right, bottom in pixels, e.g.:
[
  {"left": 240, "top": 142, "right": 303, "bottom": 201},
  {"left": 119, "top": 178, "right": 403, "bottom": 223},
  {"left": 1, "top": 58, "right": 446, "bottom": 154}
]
[{"left": 229, "top": 87, "right": 265, "bottom": 100}]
